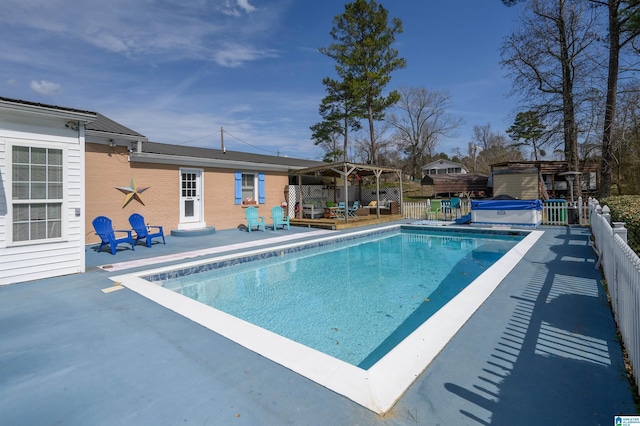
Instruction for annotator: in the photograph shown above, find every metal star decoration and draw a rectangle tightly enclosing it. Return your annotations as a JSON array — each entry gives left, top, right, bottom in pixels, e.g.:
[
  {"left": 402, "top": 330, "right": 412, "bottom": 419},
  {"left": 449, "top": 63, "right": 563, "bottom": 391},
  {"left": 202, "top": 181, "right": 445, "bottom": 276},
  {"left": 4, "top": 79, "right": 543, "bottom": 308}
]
[{"left": 115, "top": 176, "right": 150, "bottom": 208}]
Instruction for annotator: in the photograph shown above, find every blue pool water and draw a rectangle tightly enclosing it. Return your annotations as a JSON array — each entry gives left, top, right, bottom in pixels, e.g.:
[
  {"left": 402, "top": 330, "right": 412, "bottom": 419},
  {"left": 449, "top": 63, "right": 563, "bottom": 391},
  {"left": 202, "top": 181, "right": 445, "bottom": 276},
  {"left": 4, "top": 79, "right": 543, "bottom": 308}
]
[{"left": 148, "top": 228, "right": 523, "bottom": 369}]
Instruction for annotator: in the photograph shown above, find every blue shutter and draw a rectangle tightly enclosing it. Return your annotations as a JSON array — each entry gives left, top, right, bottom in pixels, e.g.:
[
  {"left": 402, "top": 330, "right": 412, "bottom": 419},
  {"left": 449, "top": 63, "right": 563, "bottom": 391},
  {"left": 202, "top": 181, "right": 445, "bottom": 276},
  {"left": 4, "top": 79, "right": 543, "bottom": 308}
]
[
  {"left": 234, "top": 171, "right": 242, "bottom": 205},
  {"left": 258, "top": 173, "right": 265, "bottom": 204}
]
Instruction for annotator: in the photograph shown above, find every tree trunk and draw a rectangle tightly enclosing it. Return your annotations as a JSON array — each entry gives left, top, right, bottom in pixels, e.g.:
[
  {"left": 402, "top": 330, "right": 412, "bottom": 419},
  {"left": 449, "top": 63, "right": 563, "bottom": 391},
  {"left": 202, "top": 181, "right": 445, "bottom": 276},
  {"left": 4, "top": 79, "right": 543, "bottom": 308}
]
[
  {"left": 558, "top": 0, "right": 581, "bottom": 199},
  {"left": 598, "top": 0, "right": 620, "bottom": 199},
  {"left": 368, "top": 105, "right": 376, "bottom": 165}
]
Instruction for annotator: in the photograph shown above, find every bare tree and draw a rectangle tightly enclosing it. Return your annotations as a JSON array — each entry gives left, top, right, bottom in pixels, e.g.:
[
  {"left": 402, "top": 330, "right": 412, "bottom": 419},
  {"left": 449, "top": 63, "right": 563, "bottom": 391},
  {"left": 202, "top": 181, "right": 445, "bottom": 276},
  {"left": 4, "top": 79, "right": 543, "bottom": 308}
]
[
  {"left": 469, "top": 123, "right": 524, "bottom": 173},
  {"left": 353, "top": 122, "right": 395, "bottom": 165},
  {"left": 387, "top": 87, "right": 463, "bottom": 179},
  {"left": 501, "top": 0, "right": 601, "bottom": 199},
  {"left": 590, "top": 0, "right": 640, "bottom": 198},
  {"left": 610, "top": 81, "right": 640, "bottom": 193}
]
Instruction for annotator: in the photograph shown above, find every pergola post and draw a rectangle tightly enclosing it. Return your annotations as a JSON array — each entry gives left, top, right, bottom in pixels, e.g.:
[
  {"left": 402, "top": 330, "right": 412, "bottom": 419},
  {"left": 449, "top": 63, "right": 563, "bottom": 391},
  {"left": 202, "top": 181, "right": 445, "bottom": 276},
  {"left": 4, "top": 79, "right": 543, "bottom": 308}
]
[
  {"left": 374, "top": 169, "right": 382, "bottom": 219},
  {"left": 297, "top": 173, "right": 303, "bottom": 219}
]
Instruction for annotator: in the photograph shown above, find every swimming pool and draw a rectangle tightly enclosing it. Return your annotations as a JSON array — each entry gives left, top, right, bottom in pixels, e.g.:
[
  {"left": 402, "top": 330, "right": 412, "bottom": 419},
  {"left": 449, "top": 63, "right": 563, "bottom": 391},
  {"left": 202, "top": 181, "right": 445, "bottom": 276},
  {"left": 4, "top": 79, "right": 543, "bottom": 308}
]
[{"left": 112, "top": 224, "right": 543, "bottom": 414}]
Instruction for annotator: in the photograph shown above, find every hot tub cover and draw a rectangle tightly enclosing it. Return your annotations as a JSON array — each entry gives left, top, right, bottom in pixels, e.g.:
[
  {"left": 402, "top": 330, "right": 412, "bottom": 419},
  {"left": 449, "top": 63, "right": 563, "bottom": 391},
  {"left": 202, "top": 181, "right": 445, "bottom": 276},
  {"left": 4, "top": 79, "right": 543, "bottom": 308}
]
[{"left": 471, "top": 199, "right": 542, "bottom": 211}]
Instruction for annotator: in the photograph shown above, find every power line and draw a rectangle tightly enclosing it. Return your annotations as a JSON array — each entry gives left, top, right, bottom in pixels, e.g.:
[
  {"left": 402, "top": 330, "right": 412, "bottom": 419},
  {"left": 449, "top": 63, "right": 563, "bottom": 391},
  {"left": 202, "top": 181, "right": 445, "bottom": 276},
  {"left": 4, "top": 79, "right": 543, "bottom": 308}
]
[
  {"left": 222, "top": 129, "right": 278, "bottom": 155},
  {"left": 175, "top": 131, "right": 220, "bottom": 146},
  {"left": 176, "top": 127, "right": 283, "bottom": 156}
]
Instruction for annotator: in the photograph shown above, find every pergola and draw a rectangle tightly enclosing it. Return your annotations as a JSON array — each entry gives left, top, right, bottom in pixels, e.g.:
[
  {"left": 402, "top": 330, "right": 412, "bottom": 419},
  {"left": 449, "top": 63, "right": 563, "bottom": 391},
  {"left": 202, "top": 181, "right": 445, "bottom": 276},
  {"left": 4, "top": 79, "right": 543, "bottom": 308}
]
[{"left": 294, "top": 162, "right": 403, "bottom": 223}]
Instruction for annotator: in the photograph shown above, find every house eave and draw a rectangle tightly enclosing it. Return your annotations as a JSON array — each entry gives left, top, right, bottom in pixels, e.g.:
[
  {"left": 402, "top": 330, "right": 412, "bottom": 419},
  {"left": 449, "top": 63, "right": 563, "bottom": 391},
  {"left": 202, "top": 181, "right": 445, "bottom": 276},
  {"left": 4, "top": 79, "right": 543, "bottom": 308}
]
[
  {"left": 86, "top": 130, "right": 146, "bottom": 143},
  {"left": 0, "top": 99, "right": 96, "bottom": 122},
  {"left": 129, "top": 152, "right": 307, "bottom": 172}
]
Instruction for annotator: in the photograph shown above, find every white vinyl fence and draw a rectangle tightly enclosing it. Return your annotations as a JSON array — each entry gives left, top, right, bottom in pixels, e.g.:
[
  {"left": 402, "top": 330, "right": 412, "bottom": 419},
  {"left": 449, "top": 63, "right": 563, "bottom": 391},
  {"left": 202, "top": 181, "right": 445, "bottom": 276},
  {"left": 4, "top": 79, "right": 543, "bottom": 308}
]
[
  {"left": 402, "top": 199, "right": 471, "bottom": 220},
  {"left": 403, "top": 197, "right": 590, "bottom": 226},
  {"left": 590, "top": 198, "right": 640, "bottom": 390}
]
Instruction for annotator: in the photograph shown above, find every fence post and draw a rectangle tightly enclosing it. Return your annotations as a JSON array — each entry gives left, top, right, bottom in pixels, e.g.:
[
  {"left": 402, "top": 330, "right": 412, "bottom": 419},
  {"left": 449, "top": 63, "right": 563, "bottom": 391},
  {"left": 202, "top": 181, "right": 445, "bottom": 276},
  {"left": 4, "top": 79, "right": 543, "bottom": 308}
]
[
  {"left": 613, "top": 222, "right": 628, "bottom": 244},
  {"left": 602, "top": 205, "right": 611, "bottom": 225}
]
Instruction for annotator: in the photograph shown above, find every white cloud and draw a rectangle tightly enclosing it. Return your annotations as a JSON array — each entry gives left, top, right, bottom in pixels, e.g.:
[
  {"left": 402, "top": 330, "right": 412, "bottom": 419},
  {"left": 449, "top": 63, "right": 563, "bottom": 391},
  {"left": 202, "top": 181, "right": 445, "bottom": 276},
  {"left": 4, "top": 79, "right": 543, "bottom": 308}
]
[
  {"left": 236, "top": 0, "right": 257, "bottom": 13},
  {"left": 30, "top": 80, "right": 61, "bottom": 96},
  {"left": 213, "top": 44, "right": 278, "bottom": 67},
  {"left": 220, "top": 0, "right": 256, "bottom": 16}
]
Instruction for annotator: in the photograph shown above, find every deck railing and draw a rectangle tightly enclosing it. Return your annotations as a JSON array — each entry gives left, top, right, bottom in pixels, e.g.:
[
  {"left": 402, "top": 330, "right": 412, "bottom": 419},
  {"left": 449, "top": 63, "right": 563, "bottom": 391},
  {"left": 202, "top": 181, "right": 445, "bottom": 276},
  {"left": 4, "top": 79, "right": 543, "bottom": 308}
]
[{"left": 590, "top": 198, "right": 640, "bottom": 390}]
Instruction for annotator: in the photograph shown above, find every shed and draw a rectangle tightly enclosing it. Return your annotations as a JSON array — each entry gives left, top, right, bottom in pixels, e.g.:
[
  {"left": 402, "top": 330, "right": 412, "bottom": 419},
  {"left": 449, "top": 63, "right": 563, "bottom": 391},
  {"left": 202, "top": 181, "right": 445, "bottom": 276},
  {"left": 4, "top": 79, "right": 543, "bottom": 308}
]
[
  {"left": 491, "top": 168, "right": 540, "bottom": 200},
  {"left": 420, "top": 173, "right": 488, "bottom": 197}
]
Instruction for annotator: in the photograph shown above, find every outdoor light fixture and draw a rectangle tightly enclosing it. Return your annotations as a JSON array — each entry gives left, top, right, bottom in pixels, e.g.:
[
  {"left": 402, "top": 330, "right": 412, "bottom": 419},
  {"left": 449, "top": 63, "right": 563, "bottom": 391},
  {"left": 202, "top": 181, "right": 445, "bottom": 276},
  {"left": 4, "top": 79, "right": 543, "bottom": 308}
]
[{"left": 65, "top": 120, "right": 79, "bottom": 131}]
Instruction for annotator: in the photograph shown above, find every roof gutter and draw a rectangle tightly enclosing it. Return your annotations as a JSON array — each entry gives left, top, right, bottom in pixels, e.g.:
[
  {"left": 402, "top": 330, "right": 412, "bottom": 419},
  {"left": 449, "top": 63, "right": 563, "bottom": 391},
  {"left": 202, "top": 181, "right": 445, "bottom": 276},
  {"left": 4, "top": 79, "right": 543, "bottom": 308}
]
[{"left": 0, "top": 100, "right": 96, "bottom": 122}]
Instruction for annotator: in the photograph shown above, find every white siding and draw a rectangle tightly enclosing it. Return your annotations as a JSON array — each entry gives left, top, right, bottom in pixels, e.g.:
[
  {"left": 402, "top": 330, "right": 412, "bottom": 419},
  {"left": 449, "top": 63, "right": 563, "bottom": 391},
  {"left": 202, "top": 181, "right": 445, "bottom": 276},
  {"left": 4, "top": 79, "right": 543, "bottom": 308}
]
[
  {"left": 0, "top": 110, "right": 86, "bottom": 285},
  {"left": 0, "top": 139, "right": 6, "bottom": 249}
]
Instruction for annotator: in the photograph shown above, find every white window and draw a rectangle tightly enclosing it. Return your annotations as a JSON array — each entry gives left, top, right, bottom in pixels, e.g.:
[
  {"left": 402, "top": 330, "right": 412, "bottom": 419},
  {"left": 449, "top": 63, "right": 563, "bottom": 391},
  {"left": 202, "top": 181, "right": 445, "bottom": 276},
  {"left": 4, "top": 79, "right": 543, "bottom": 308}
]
[
  {"left": 242, "top": 173, "right": 256, "bottom": 201},
  {"left": 12, "top": 146, "right": 63, "bottom": 242}
]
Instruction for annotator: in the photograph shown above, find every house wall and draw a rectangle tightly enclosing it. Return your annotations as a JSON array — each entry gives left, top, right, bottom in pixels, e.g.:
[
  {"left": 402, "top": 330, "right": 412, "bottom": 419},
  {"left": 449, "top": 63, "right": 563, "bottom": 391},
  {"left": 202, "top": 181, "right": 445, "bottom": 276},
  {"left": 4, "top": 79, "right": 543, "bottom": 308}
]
[
  {"left": 85, "top": 143, "right": 289, "bottom": 244},
  {"left": 493, "top": 173, "right": 539, "bottom": 200},
  {"left": 0, "top": 111, "right": 85, "bottom": 285}
]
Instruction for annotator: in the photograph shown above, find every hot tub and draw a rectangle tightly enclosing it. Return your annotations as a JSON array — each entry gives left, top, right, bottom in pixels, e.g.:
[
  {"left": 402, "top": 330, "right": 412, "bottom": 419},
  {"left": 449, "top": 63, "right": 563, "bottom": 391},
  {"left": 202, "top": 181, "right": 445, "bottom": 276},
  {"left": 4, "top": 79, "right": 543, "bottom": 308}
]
[{"left": 471, "top": 199, "right": 542, "bottom": 227}]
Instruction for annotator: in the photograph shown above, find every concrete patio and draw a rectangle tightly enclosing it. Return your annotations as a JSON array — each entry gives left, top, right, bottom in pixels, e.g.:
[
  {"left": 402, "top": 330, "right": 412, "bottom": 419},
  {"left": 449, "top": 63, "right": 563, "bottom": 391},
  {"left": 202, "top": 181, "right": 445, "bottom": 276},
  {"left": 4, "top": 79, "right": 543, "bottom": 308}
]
[{"left": 0, "top": 222, "right": 636, "bottom": 425}]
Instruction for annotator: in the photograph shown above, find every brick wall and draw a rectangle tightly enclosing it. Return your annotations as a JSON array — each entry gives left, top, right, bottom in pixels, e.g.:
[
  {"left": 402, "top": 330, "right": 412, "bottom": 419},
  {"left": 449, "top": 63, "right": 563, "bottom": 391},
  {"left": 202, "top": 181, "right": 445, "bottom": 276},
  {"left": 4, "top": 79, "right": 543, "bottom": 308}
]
[{"left": 85, "top": 143, "right": 290, "bottom": 244}]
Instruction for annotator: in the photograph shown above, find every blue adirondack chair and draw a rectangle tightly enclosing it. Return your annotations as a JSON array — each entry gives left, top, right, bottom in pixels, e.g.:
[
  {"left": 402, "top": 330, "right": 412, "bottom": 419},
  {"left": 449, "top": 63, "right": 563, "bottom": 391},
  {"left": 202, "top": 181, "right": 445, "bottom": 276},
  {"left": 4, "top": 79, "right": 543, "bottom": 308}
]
[
  {"left": 129, "top": 213, "right": 165, "bottom": 247},
  {"left": 245, "top": 206, "right": 265, "bottom": 232},
  {"left": 92, "top": 216, "right": 135, "bottom": 255},
  {"left": 348, "top": 201, "right": 360, "bottom": 218},
  {"left": 334, "top": 201, "right": 346, "bottom": 218},
  {"left": 271, "top": 206, "right": 290, "bottom": 230}
]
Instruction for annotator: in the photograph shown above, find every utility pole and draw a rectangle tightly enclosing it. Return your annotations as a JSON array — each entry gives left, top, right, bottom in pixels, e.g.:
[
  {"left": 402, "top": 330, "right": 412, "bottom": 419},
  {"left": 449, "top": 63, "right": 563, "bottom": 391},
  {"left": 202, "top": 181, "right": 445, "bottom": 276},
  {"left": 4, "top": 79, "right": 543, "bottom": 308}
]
[{"left": 221, "top": 126, "right": 225, "bottom": 153}]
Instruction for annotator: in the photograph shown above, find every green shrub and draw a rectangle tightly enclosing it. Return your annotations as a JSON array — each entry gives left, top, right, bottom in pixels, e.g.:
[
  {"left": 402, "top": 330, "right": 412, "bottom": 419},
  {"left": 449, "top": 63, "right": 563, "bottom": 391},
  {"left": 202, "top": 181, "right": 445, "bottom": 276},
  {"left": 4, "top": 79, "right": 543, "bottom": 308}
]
[{"left": 602, "top": 195, "right": 640, "bottom": 254}]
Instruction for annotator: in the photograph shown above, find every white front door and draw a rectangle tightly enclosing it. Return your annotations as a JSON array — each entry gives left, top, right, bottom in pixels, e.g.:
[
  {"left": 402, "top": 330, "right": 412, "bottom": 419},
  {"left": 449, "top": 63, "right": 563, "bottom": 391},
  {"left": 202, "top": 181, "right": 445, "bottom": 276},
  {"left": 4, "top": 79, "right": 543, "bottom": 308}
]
[{"left": 179, "top": 168, "right": 204, "bottom": 229}]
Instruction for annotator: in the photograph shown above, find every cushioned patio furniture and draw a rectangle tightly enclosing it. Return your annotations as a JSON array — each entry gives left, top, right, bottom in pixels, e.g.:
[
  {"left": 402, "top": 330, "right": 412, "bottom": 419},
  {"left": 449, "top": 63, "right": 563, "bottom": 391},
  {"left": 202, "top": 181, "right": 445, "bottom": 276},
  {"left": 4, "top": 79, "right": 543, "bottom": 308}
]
[
  {"left": 378, "top": 200, "right": 399, "bottom": 215},
  {"left": 129, "top": 213, "right": 166, "bottom": 247},
  {"left": 271, "top": 206, "right": 290, "bottom": 230},
  {"left": 92, "top": 216, "right": 135, "bottom": 255},
  {"left": 302, "top": 203, "right": 324, "bottom": 219},
  {"left": 245, "top": 206, "right": 265, "bottom": 232}
]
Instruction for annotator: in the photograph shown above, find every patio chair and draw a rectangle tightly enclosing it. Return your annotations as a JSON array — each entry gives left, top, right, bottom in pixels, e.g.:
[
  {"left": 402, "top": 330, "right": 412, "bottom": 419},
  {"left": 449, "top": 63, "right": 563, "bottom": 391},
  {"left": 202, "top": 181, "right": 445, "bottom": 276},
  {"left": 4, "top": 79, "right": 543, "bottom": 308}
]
[
  {"left": 450, "top": 197, "right": 461, "bottom": 218},
  {"left": 427, "top": 200, "right": 442, "bottom": 220},
  {"left": 271, "top": 206, "right": 290, "bottom": 230},
  {"left": 245, "top": 206, "right": 265, "bottom": 232},
  {"left": 334, "top": 202, "right": 346, "bottom": 218},
  {"left": 92, "top": 216, "right": 135, "bottom": 255},
  {"left": 348, "top": 201, "right": 360, "bottom": 218},
  {"left": 128, "top": 213, "right": 165, "bottom": 247}
]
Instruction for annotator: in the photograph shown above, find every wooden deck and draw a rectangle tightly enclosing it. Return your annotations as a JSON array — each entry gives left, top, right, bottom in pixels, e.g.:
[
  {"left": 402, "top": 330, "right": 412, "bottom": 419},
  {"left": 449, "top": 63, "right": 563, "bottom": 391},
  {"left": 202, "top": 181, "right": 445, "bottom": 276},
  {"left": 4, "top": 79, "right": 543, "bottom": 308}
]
[{"left": 290, "top": 214, "right": 404, "bottom": 230}]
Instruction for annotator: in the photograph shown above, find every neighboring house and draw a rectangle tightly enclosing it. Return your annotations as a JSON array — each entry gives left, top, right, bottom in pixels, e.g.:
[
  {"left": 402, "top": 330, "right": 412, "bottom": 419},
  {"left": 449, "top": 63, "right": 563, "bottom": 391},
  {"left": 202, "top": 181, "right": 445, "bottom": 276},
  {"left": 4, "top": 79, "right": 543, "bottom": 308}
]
[
  {"left": 0, "top": 96, "right": 324, "bottom": 285},
  {"left": 0, "top": 97, "right": 97, "bottom": 285},
  {"left": 421, "top": 159, "right": 468, "bottom": 176}
]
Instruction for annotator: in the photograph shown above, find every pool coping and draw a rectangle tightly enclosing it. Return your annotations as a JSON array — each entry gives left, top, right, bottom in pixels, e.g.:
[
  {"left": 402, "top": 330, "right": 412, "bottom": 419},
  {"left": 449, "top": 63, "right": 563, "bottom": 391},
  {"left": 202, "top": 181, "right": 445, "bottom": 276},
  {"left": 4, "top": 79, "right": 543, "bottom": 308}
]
[{"left": 111, "top": 225, "right": 543, "bottom": 414}]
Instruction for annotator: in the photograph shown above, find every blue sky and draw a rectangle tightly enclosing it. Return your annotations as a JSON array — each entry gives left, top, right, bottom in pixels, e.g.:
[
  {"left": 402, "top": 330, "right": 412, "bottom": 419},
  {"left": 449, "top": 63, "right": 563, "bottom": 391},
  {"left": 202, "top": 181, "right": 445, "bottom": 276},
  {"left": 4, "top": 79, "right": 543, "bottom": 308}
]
[{"left": 1, "top": 0, "right": 523, "bottom": 160}]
